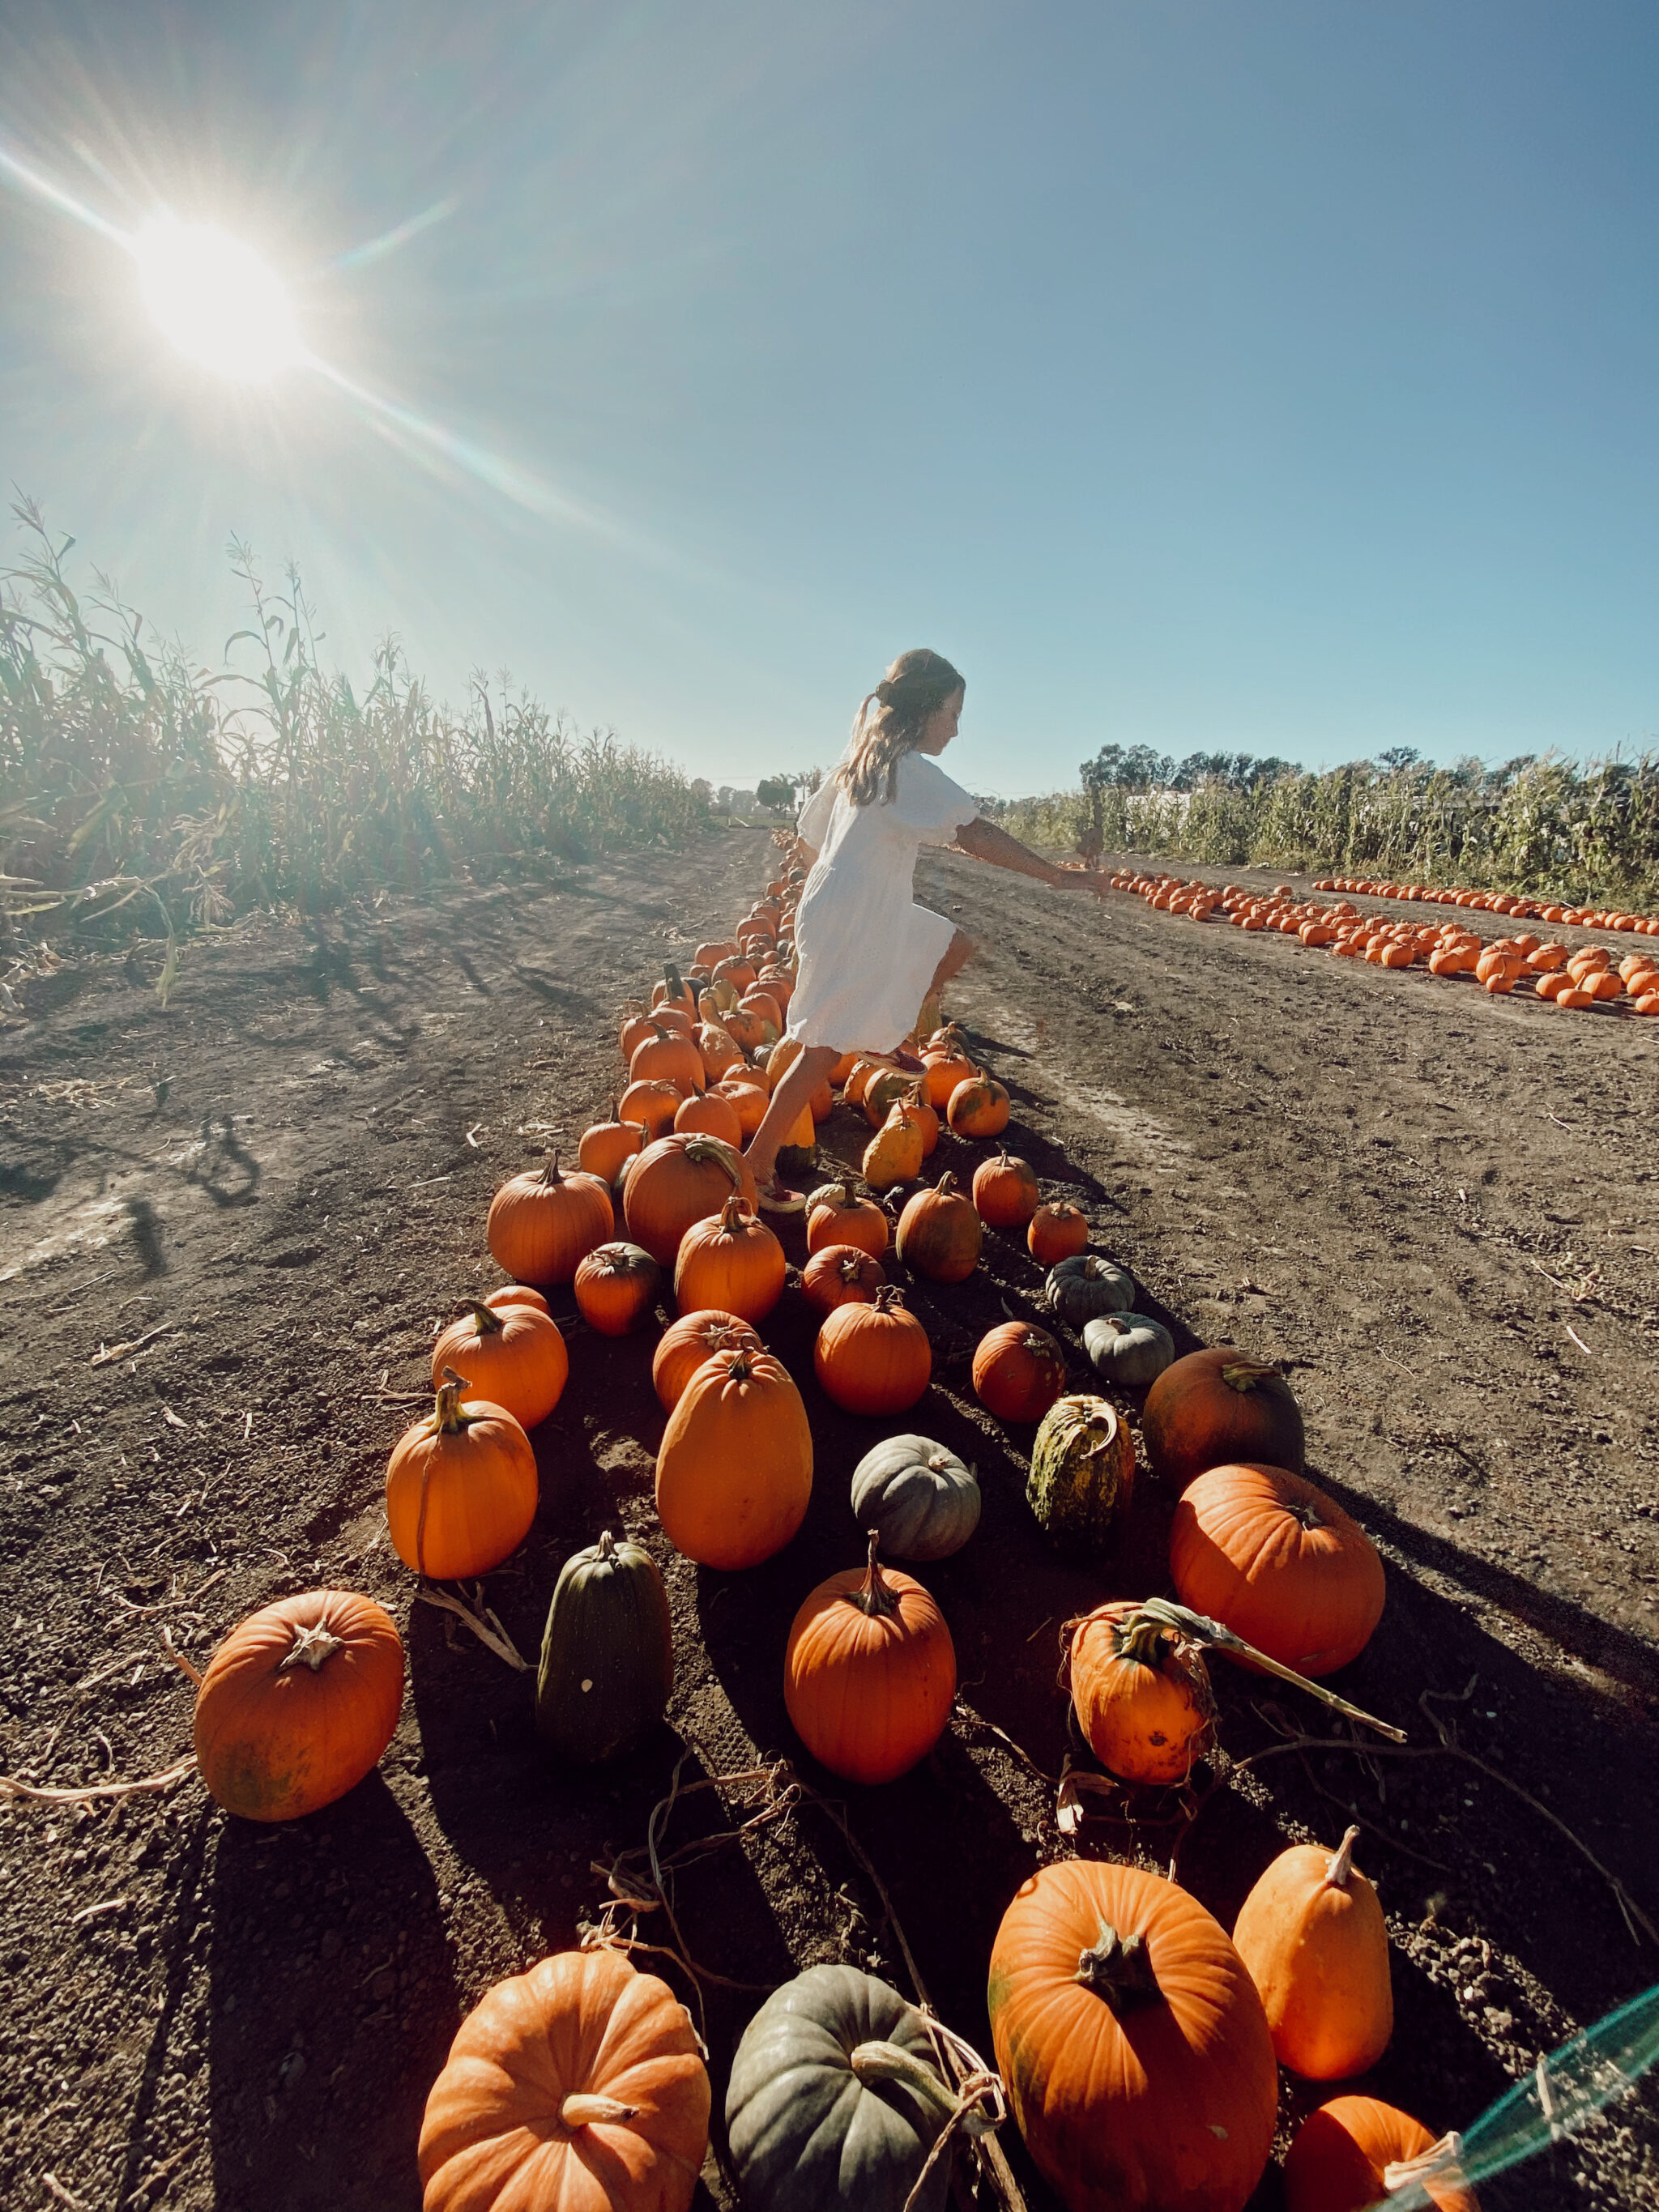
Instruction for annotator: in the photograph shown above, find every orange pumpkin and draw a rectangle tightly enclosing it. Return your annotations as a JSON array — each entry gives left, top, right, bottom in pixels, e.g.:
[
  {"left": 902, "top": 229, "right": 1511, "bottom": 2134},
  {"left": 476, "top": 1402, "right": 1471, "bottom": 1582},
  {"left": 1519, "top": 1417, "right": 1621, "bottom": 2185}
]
[
  {"left": 672, "top": 1088, "right": 744, "bottom": 1147},
  {"left": 971, "top": 1151, "right": 1040, "bottom": 1230},
  {"left": 711, "top": 1077, "right": 770, "bottom": 1138},
  {"left": 623, "top": 1133, "right": 760, "bottom": 1266},
  {"left": 629, "top": 1023, "right": 706, "bottom": 1096},
  {"left": 1232, "top": 1826, "right": 1392, "bottom": 2078},
  {"left": 431, "top": 1297, "right": 569, "bottom": 1429},
  {"left": 194, "top": 1589, "right": 403, "bottom": 1822},
  {"left": 1170, "top": 1462, "right": 1385, "bottom": 1675},
  {"left": 578, "top": 1104, "right": 642, "bottom": 1187},
  {"left": 783, "top": 1535, "right": 956, "bottom": 1784},
  {"left": 814, "top": 1285, "right": 932, "bottom": 1415},
  {"left": 800, "top": 1242, "right": 885, "bottom": 1319},
  {"left": 574, "top": 1242, "right": 663, "bottom": 1336},
  {"left": 1141, "top": 1345, "right": 1305, "bottom": 1488},
  {"left": 673, "top": 1195, "right": 787, "bottom": 1323},
  {"left": 650, "top": 1310, "right": 762, "bottom": 1412},
  {"left": 805, "top": 1179, "right": 889, "bottom": 1259},
  {"left": 486, "top": 1284, "right": 548, "bottom": 1316},
  {"left": 894, "top": 1171, "right": 983, "bottom": 1283},
  {"left": 946, "top": 1072, "right": 1011, "bottom": 1138},
  {"left": 655, "top": 1345, "right": 812, "bottom": 1569},
  {"left": 987, "top": 1860, "right": 1277, "bottom": 2212},
  {"left": 487, "top": 1152, "right": 613, "bottom": 1285},
  {"left": 618, "top": 1078, "right": 688, "bottom": 1140},
  {"left": 1282, "top": 2096, "right": 1477, "bottom": 2212},
  {"left": 419, "top": 1949, "right": 710, "bottom": 2212},
  {"left": 385, "top": 1372, "right": 539, "bottom": 1580},
  {"left": 1066, "top": 1601, "right": 1217, "bottom": 1787},
  {"left": 972, "top": 1322, "right": 1068, "bottom": 1424},
  {"left": 1027, "top": 1201, "right": 1088, "bottom": 1264},
  {"left": 919, "top": 1046, "right": 977, "bottom": 1108}
]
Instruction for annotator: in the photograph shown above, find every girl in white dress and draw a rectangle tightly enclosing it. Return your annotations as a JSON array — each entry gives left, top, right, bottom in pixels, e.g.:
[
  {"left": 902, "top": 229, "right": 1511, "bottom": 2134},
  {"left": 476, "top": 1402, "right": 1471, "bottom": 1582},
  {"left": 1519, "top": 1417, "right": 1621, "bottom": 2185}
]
[{"left": 744, "top": 649, "right": 1108, "bottom": 1207}]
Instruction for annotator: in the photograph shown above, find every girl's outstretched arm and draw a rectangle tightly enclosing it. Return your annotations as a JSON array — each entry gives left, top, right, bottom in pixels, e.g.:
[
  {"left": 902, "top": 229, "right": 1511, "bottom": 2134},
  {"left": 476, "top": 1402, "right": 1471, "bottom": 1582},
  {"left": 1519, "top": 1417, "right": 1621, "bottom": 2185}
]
[{"left": 952, "top": 816, "right": 1109, "bottom": 893}]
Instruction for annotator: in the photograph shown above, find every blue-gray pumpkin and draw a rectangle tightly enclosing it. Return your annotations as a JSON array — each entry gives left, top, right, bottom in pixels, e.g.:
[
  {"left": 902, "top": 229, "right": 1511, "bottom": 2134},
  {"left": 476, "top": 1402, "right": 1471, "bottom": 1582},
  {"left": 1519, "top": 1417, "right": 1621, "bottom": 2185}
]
[
  {"left": 535, "top": 1529, "right": 672, "bottom": 1765},
  {"left": 1026, "top": 1394, "right": 1135, "bottom": 1554},
  {"left": 1044, "top": 1253, "right": 1136, "bottom": 1332},
  {"left": 725, "top": 1963, "right": 967, "bottom": 2212},
  {"left": 1082, "top": 1311, "right": 1175, "bottom": 1388},
  {"left": 850, "top": 1435, "right": 979, "bottom": 1561}
]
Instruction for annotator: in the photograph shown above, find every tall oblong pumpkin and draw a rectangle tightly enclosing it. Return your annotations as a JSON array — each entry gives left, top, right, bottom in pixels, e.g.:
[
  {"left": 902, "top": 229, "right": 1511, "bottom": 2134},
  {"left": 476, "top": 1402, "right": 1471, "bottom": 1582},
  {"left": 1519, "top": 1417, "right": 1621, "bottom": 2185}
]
[
  {"left": 386, "top": 1371, "right": 538, "bottom": 1581},
  {"left": 655, "top": 1346, "right": 812, "bottom": 1569},
  {"left": 783, "top": 1535, "right": 956, "bottom": 1784},
  {"left": 536, "top": 1531, "right": 673, "bottom": 1767},
  {"left": 1231, "top": 1826, "right": 1392, "bottom": 2078}
]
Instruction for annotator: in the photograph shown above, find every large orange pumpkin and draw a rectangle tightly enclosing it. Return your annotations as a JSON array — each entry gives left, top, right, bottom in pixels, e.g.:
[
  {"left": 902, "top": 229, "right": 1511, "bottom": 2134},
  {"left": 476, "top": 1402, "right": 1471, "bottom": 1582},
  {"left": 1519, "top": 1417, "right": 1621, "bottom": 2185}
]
[
  {"left": 783, "top": 1535, "right": 956, "bottom": 1784},
  {"left": 487, "top": 1153, "right": 614, "bottom": 1285},
  {"left": 972, "top": 1322, "right": 1068, "bottom": 1424},
  {"left": 805, "top": 1179, "right": 889, "bottom": 1259},
  {"left": 1232, "top": 1826, "right": 1392, "bottom": 2078},
  {"left": 431, "top": 1297, "right": 569, "bottom": 1430},
  {"left": 386, "top": 1372, "right": 539, "bottom": 1580},
  {"left": 672, "top": 1195, "right": 786, "bottom": 1323},
  {"left": 894, "top": 1171, "right": 983, "bottom": 1283},
  {"left": 623, "top": 1132, "right": 760, "bottom": 1266},
  {"left": 972, "top": 1151, "right": 1040, "bottom": 1230},
  {"left": 1066, "top": 1601, "right": 1217, "bottom": 1787},
  {"left": 1170, "top": 1462, "right": 1385, "bottom": 1676},
  {"left": 814, "top": 1286, "right": 932, "bottom": 1415},
  {"left": 1141, "top": 1345, "right": 1305, "bottom": 1488},
  {"left": 1282, "top": 2096, "right": 1477, "bottom": 2212},
  {"left": 650, "top": 1310, "right": 762, "bottom": 1412},
  {"left": 419, "top": 1948, "right": 710, "bottom": 2212},
  {"left": 987, "top": 1859, "right": 1277, "bottom": 2212},
  {"left": 194, "top": 1589, "right": 403, "bottom": 1822},
  {"left": 655, "top": 1346, "right": 812, "bottom": 1569},
  {"left": 578, "top": 1105, "right": 642, "bottom": 1187},
  {"left": 629, "top": 1023, "right": 706, "bottom": 1096}
]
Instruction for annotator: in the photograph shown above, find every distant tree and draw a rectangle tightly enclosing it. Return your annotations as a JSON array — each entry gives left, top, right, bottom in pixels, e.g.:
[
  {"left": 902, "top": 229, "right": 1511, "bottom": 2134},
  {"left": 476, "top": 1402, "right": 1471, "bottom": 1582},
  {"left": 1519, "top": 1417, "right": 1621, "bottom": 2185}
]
[
  {"left": 1375, "top": 745, "right": 1424, "bottom": 774},
  {"left": 755, "top": 775, "right": 795, "bottom": 812}
]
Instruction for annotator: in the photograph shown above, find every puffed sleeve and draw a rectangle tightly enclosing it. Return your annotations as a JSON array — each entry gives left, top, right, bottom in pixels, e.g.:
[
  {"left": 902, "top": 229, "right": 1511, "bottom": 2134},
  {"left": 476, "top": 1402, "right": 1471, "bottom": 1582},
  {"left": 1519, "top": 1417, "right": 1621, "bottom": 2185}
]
[
  {"left": 892, "top": 752, "right": 980, "bottom": 845},
  {"left": 795, "top": 776, "right": 837, "bottom": 848}
]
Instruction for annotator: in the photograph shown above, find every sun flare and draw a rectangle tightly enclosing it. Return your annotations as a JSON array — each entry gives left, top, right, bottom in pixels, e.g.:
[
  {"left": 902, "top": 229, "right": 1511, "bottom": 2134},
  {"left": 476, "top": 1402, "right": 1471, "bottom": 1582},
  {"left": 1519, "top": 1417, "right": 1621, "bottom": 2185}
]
[{"left": 134, "top": 217, "right": 303, "bottom": 381}]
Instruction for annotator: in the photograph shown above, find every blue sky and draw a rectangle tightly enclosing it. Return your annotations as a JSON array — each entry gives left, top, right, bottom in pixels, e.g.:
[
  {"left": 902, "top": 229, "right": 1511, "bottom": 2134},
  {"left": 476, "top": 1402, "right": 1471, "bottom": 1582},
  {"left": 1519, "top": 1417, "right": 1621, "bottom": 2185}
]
[{"left": 2, "top": 0, "right": 1655, "bottom": 795}]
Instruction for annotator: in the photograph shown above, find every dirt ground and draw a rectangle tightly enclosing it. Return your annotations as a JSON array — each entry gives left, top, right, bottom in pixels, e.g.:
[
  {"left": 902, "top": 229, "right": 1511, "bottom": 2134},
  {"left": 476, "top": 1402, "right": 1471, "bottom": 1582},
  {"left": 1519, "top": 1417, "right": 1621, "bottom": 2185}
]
[{"left": 2, "top": 825, "right": 1656, "bottom": 2212}]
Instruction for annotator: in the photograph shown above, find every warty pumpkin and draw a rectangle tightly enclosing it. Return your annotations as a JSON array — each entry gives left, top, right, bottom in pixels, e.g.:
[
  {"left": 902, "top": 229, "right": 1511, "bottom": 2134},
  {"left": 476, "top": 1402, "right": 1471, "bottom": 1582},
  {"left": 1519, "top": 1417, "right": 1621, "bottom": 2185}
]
[
  {"left": 815, "top": 1285, "right": 932, "bottom": 1415},
  {"left": 487, "top": 1151, "right": 614, "bottom": 1285},
  {"left": 862, "top": 1102, "right": 925, "bottom": 1191},
  {"left": 655, "top": 1345, "right": 812, "bottom": 1569},
  {"left": 972, "top": 1322, "right": 1068, "bottom": 1424},
  {"left": 1065, "top": 1601, "right": 1216, "bottom": 1786},
  {"left": 1282, "top": 2096, "right": 1477, "bottom": 2212},
  {"left": 623, "top": 1132, "right": 759, "bottom": 1266},
  {"left": 574, "top": 1242, "right": 663, "bottom": 1336},
  {"left": 895, "top": 1171, "right": 983, "bottom": 1283},
  {"left": 535, "top": 1530, "right": 673, "bottom": 1767},
  {"left": 386, "top": 1371, "right": 539, "bottom": 1580},
  {"left": 725, "top": 1964, "right": 970, "bottom": 2212},
  {"left": 418, "top": 1947, "right": 710, "bottom": 2212},
  {"left": 1027, "top": 1393, "right": 1134, "bottom": 1554},
  {"left": 578, "top": 1104, "right": 642, "bottom": 1187},
  {"left": 946, "top": 1072, "right": 1011, "bottom": 1139},
  {"left": 673, "top": 1194, "right": 787, "bottom": 1323},
  {"left": 971, "top": 1150, "right": 1040, "bottom": 1230},
  {"left": 1170, "top": 1462, "right": 1385, "bottom": 1675},
  {"left": 800, "top": 1242, "right": 885, "bottom": 1319},
  {"left": 1141, "top": 1345, "right": 1305, "bottom": 1488},
  {"left": 987, "top": 1859, "right": 1277, "bottom": 2212},
  {"left": 431, "top": 1297, "right": 569, "bottom": 1429},
  {"left": 806, "top": 1178, "right": 890, "bottom": 1258},
  {"left": 194, "top": 1588, "right": 403, "bottom": 1822},
  {"left": 1027, "top": 1200, "right": 1089, "bottom": 1265},
  {"left": 650, "top": 1309, "right": 762, "bottom": 1411},
  {"left": 784, "top": 1534, "right": 956, "bottom": 1784},
  {"left": 1232, "top": 1826, "right": 1392, "bottom": 2078},
  {"left": 850, "top": 1434, "right": 979, "bottom": 1560}
]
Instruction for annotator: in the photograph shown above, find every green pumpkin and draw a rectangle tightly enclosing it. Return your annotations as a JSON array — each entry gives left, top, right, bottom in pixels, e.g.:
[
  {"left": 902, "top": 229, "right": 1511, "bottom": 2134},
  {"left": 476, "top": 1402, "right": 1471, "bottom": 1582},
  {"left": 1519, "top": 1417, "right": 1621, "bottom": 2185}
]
[
  {"left": 1043, "top": 1253, "right": 1136, "bottom": 1332},
  {"left": 535, "top": 1530, "right": 672, "bottom": 1765},
  {"left": 850, "top": 1435, "right": 980, "bottom": 1562},
  {"left": 1083, "top": 1311, "right": 1175, "bottom": 1388},
  {"left": 1026, "top": 1393, "right": 1135, "bottom": 1554},
  {"left": 725, "top": 1964, "right": 966, "bottom": 2212}
]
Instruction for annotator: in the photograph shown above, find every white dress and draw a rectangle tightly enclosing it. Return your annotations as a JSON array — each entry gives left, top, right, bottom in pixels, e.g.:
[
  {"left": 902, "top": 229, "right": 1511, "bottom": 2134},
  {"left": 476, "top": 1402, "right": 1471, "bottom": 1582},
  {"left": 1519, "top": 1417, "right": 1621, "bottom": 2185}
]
[{"left": 786, "top": 750, "right": 980, "bottom": 1054}]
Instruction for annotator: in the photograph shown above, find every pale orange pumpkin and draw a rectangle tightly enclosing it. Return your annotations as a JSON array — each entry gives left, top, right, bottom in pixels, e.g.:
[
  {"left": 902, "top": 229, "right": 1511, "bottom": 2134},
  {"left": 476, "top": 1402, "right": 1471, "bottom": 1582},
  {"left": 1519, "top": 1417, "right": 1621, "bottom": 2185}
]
[{"left": 1232, "top": 1826, "right": 1393, "bottom": 2078}]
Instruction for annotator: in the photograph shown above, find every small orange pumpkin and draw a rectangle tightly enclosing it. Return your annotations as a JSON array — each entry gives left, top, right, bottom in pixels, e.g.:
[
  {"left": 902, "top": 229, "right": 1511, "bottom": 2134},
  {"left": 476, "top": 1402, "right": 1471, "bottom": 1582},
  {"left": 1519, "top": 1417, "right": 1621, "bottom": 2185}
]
[
  {"left": 1141, "top": 1345, "right": 1305, "bottom": 1488},
  {"left": 1027, "top": 1201, "right": 1088, "bottom": 1264},
  {"left": 385, "top": 1370, "right": 539, "bottom": 1580},
  {"left": 578, "top": 1102, "right": 643, "bottom": 1186},
  {"left": 673, "top": 1195, "right": 787, "bottom": 1323},
  {"left": 1066, "top": 1601, "right": 1216, "bottom": 1787},
  {"left": 650, "top": 1310, "right": 762, "bottom": 1412},
  {"left": 487, "top": 1152, "right": 613, "bottom": 1285},
  {"left": 783, "top": 1534, "right": 956, "bottom": 1784},
  {"left": 971, "top": 1151, "right": 1040, "bottom": 1230},
  {"left": 194, "top": 1589, "right": 403, "bottom": 1822},
  {"left": 574, "top": 1242, "right": 663, "bottom": 1336},
  {"left": 814, "top": 1285, "right": 932, "bottom": 1415},
  {"left": 431, "top": 1297, "right": 569, "bottom": 1429},
  {"left": 1232, "top": 1826, "right": 1392, "bottom": 2078},
  {"left": 1282, "top": 2096, "right": 1477, "bottom": 2212},
  {"left": 945, "top": 1072, "right": 1011, "bottom": 1138},
  {"left": 894, "top": 1171, "right": 983, "bottom": 1283},
  {"left": 805, "top": 1179, "right": 889, "bottom": 1259},
  {"left": 800, "top": 1242, "right": 885, "bottom": 1319},
  {"left": 618, "top": 1078, "right": 688, "bottom": 1140},
  {"left": 672, "top": 1089, "right": 744, "bottom": 1146},
  {"left": 972, "top": 1322, "right": 1068, "bottom": 1424},
  {"left": 629, "top": 1023, "right": 706, "bottom": 1096}
]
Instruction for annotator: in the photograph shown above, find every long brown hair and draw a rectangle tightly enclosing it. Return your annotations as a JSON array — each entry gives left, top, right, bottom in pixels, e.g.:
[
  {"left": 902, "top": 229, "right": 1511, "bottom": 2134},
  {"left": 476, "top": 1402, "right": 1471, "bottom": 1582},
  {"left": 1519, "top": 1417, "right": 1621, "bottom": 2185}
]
[{"left": 834, "top": 649, "right": 964, "bottom": 807}]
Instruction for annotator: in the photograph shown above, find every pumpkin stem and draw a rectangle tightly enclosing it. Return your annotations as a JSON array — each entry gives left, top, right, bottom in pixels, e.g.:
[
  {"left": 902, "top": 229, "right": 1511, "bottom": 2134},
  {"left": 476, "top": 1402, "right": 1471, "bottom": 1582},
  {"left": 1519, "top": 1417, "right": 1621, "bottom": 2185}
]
[
  {"left": 684, "top": 1135, "right": 744, "bottom": 1187},
  {"left": 595, "top": 1530, "right": 616, "bottom": 1564},
  {"left": 1073, "top": 1923, "right": 1162, "bottom": 2012},
  {"left": 560, "top": 2092, "right": 640, "bottom": 2129},
  {"left": 1111, "top": 1610, "right": 1175, "bottom": 1670},
  {"left": 433, "top": 1368, "right": 475, "bottom": 1430},
  {"left": 463, "top": 1299, "right": 505, "bottom": 1337},
  {"left": 1323, "top": 1825, "right": 1361, "bottom": 1890},
  {"left": 1218, "top": 1357, "right": 1280, "bottom": 1394},
  {"left": 716, "top": 1193, "right": 751, "bottom": 1233},
  {"left": 848, "top": 2039, "right": 966, "bottom": 2132},
  {"left": 538, "top": 1149, "right": 565, "bottom": 1187},
  {"left": 933, "top": 1170, "right": 959, "bottom": 1195},
  {"left": 847, "top": 1531, "right": 902, "bottom": 1620},
  {"left": 278, "top": 1621, "right": 345, "bottom": 1673},
  {"left": 1382, "top": 2133, "right": 1467, "bottom": 2196}
]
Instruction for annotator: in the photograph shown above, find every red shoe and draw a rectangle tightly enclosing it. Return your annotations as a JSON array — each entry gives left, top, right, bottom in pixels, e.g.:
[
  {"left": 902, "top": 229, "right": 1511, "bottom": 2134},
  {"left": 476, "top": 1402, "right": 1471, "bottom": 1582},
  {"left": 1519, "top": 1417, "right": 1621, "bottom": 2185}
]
[{"left": 755, "top": 1177, "right": 807, "bottom": 1215}]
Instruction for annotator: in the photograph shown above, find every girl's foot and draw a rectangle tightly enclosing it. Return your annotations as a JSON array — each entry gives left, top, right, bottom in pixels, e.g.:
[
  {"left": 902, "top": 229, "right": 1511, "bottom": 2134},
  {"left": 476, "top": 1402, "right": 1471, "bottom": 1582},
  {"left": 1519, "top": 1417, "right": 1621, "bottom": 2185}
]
[{"left": 754, "top": 1175, "right": 807, "bottom": 1215}]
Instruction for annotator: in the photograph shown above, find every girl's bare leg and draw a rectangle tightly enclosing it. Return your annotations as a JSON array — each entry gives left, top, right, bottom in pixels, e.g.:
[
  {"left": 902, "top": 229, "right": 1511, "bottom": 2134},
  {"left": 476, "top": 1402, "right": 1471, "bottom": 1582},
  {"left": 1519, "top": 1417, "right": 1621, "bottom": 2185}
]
[
  {"left": 744, "top": 1043, "right": 839, "bottom": 1188},
  {"left": 930, "top": 927, "right": 975, "bottom": 995}
]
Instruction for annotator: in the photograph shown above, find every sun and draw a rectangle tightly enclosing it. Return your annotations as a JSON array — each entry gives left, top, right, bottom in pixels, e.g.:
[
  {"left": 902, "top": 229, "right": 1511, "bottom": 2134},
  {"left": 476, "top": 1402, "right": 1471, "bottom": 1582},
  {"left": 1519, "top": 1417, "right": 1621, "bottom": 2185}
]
[{"left": 133, "top": 217, "right": 304, "bottom": 381}]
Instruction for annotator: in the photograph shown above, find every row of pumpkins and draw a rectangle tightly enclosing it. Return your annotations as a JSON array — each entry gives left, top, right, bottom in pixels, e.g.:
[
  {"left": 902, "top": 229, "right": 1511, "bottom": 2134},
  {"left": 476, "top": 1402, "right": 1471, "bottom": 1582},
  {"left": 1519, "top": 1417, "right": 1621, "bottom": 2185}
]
[
  {"left": 179, "top": 847, "right": 1469, "bottom": 2212},
  {"left": 1311, "top": 871, "right": 1659, "bottom": 936},
  {"left": 1115, "top": 870, "right": 1659, "bottom": 1012}
]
